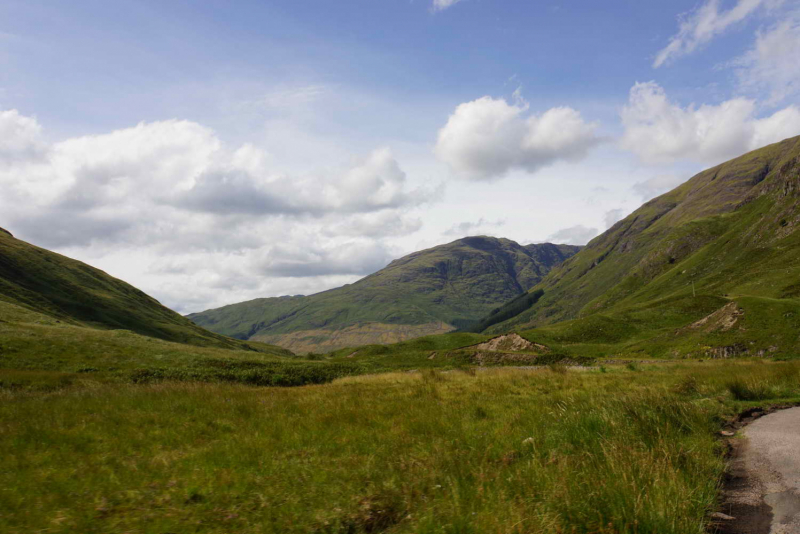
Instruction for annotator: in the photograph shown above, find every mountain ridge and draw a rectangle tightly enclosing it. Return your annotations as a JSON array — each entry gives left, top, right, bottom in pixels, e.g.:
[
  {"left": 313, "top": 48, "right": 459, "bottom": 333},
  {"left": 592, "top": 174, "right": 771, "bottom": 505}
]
[
  {"left": 479, "top": 135, "right": 800, "bottom": 359},
  {"left": 188, "top": 237, "right": 580, "bottom": 353}
]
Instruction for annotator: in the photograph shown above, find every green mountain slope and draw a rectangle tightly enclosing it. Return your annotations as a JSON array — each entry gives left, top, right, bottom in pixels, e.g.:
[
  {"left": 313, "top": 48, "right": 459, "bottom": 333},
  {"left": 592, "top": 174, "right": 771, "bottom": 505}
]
[
  {"left": 0, "top": 228, "right": 286, "bottom": 353},
  {"left": 188, "top": 237, "right": 580, "bottom": 353},
  {"left": 484, "top": 135, "right": 800, "bottom": 359}
]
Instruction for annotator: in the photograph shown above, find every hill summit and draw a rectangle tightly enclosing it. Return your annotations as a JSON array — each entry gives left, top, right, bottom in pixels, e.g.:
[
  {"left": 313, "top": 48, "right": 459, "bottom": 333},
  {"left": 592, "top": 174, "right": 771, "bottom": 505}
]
[{"left": 188, "top": 237, "right": 580, "bottom": 353}]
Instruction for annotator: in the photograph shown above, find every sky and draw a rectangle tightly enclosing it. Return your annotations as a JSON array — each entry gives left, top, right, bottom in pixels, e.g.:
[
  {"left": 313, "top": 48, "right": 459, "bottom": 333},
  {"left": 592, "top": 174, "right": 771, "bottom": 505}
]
[{"left": 1, "top": 0, "right": 799, "bottom": 313}]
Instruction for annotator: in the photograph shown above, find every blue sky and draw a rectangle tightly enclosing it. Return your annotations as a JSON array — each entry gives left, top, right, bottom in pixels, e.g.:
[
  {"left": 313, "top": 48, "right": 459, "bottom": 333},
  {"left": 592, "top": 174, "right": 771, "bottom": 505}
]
[{"left": 1, "top": 0, "right": 799, "bottom": 312}]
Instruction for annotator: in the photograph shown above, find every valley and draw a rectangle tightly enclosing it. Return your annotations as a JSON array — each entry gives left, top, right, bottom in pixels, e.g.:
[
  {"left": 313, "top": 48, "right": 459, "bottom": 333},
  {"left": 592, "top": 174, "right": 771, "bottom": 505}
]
[{"left": 2, "top": 138, "right": 800, "bottom": 533}]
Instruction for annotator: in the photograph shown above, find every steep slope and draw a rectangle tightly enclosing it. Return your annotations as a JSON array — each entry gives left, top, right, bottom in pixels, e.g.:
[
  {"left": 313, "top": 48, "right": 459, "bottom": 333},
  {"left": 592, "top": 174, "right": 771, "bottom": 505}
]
[
  {"left": 189, "top": 237, "right": 580, "bottom": 353},
  {"left": 0, "top": 229, "right": 286, "bottom": 353},
  {"left": 485, "top": 135, "right": 800, "bottom": 358}
]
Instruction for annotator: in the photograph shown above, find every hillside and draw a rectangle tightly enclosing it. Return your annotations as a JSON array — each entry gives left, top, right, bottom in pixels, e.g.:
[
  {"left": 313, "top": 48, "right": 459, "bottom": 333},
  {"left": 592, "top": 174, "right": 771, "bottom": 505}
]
[
  {"left": 483, "top": 135, "right": 800, "bottom": 359},
  {"left": 0, "top": 228, "right": 286, "bottom": 353},
  {"left": 188, "top": 237, "right": 580, "bottom": 353}
]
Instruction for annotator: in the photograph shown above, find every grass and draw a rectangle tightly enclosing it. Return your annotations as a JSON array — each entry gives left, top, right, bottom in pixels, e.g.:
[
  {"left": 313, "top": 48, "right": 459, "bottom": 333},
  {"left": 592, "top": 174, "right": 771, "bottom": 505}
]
[
  {"left": 0, "top": 303, "right": 519, "bottom": 391},
  {"left": 2, "top": 360, "right": 800, "bottom": 533},
  {"left": 0, "top": 299, "right": 367, "bottom": 390}
]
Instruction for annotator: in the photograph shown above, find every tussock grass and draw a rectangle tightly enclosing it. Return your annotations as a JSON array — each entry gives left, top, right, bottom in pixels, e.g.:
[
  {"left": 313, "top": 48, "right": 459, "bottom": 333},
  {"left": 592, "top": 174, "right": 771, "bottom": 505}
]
[{"left": 2, "top": 360, "right": 799, "bottom": 533}]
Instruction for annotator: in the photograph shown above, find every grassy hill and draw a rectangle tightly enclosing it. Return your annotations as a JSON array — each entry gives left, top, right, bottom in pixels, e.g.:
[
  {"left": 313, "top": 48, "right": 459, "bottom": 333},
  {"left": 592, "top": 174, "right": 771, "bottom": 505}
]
[
  {"left": 188, "top": 238, "right": 580, "bottom": 353},
  {"left": 0, "top": 228, "right": 290, "bottom": 354},
  {"left": 481, "top": 135, "right": 800, "bottom": 359}
]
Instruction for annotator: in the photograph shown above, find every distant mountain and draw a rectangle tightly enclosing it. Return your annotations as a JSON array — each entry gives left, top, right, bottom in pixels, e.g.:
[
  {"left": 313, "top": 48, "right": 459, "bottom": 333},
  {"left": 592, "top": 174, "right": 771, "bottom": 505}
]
[
  {"left": 0, "top": 229, "right": 285, "bottom": 353},
  {"left": 481, "top": 135, "right": 800, "bottom": 359},
  {"left": 188, "top": 237, "right": 580, "bottom": 353}
]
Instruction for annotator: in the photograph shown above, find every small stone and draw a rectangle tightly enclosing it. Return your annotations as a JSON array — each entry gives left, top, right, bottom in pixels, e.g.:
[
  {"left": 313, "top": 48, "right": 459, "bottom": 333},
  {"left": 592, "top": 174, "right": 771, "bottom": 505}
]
[
  {"left": 720, "top": 430, "right": 735, "bottom": 437},
  {"left": 522, "top": 437, "right": 535, "bottom": 445},
  {"left": 710, "top": 512, "right": 735, "bottom": 520}
]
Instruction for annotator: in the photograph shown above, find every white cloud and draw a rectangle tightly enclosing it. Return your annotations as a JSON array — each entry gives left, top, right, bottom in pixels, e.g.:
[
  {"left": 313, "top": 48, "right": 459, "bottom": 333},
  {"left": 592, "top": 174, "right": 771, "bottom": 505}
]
[
  {"left": 0, "top": 116, "right": 431, "bottom": 249},
  {"left": 178, "top": 147, "right": 422, "bottom": 217},
  {"left": 322, "top": 211, "right": 423, "bottom": 238},
  {"left": 631, "top": 175, "right": 687, "bottom": 201},
  {"left": 732, "top": 14, "right": 800, "bottom": 104},
  {"left": 252, "top": 241, "right": 395, "bottom": 278},
  {"left": 546, "top": 225, "right": 599, "bottom": 246},
  {"left": 443, "top": 218, "right": 506, "bottom": 237},
  {"left": 654, "top": 0, "right": 782, "bottom": 67},
  {"left": 0, "top": 110, "right": 435, "bottom": 312},
  {"left": 603, "top": 209, "right": 626, "bottom": 229},
  {"left": 0, "top": 109, "right": 46, "bottom": 162},
  {"left": 435, "top": 95, "right": 600, "bottom": 180},
  {"left": 620, "top": 81, "right": 800, "bottom": 164},
  {"left": 432, "top": 0, "right": 465, "bottom": 12}
]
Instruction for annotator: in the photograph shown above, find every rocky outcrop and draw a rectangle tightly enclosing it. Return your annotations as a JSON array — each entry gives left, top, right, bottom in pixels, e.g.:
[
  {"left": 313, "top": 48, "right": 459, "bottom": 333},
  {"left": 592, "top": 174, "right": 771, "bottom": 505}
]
[{"left": 470, "top": 333, "right": 548, "bottom": 353}]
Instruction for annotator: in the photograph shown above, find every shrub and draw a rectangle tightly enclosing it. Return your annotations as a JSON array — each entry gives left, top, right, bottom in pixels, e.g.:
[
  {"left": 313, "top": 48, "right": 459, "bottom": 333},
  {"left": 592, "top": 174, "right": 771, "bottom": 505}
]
[
  {"left": 674, "top": 376, "right": 700, "bottom": 396},
  {"left": 726, "top": 379, "right": 772, "bottom": 401}
]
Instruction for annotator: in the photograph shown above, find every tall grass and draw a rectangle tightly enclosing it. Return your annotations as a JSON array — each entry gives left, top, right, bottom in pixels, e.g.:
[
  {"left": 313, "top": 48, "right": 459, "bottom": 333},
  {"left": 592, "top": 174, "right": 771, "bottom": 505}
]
[{"left": 1, "top": 361, "right": 799, "bottom": 533}]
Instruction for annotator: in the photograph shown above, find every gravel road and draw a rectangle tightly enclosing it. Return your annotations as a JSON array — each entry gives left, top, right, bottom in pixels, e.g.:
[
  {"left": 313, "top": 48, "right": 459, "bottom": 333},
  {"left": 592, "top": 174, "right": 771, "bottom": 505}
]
[{"left": 719, "top": 407, "right": 800, "bottom": 534}]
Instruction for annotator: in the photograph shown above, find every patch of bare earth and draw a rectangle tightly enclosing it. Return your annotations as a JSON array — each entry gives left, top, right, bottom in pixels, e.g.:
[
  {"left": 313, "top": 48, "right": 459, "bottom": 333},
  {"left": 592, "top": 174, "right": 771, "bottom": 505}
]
[
  {"left": 686, "top": 302, "right": 745, "bottom": 333},
  {"left": 252, "top": 321, "right": 454, "bottom": 354},
  {"left": 471, "top": 333, "right": 548, "bottom": 353}
]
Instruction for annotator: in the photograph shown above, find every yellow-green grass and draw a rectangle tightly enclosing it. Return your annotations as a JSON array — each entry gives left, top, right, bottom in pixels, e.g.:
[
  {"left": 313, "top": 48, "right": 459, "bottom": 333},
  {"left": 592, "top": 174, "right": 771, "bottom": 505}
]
[
  {"left": 2, "top": 360, "right": 799, "bottom": 533},
  {"left": 0, "top": 300, "right": 366, "bottom": 390}
]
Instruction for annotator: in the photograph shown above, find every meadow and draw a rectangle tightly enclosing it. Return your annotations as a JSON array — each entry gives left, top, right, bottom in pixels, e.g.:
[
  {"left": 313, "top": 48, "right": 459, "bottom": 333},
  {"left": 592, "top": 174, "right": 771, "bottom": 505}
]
[{"left": 2, "top": 360, "right": 800, "bottom": 534}]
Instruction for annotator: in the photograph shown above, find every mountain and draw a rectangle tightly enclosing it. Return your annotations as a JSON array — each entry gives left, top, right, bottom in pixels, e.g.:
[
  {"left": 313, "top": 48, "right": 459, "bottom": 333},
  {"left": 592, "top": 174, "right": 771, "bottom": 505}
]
[
  {"left": 0, "top": 228, "right": 285, "bottom": 353},
  {"left": 188, "top": 237, "right": 580, "bottom": 353},
  {"left": 482, "top": 135, "right": 800, "bottom": 359}
]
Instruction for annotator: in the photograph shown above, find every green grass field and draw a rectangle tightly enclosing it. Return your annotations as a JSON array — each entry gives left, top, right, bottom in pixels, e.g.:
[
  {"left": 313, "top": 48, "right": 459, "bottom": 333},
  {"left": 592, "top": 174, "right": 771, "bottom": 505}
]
[{"left": 3, "top": 360, "right": 800, "bottom": 533}]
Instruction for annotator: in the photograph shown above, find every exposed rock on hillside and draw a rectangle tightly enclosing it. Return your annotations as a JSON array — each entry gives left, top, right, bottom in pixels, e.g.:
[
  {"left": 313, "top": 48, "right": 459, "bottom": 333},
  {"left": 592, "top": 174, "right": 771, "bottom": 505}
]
[
  {"left": 471, "top": 333, "right": 548, "bottom": 353},
  {"left": 686, "top": 302, "right": 744, "bottom": 333}
]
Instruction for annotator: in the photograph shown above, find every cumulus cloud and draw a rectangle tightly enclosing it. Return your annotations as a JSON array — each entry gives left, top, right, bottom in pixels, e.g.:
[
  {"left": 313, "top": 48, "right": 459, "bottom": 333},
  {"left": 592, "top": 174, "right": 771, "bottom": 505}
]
[
  {"left": 732, "top": 14, "right": 800, "bottom": 104},
  {"left": 546, "top": 225, "right": 599, "bottom": 246},
  {"left": 0, "top": 115, "right": 429, "bottom": 249},
  {"left": 620, "top": 82, "right": 800, "bottom": 164},
  {"left": 177, "top": 147, "right": 420, "bottom": 216},
  {"left": 443, "top": 218, "right": 506, "bottom": 237},
  {"left": 435, "top": 95, "right": 601, "bottom": 180},
  {"left": 654, "top": 0, "right": 782, "bottom": 67},
  {"left": 432, "top": 0, "right": 465, "bottom": 12},
  {"left": 0, "top": 109, "right": 47, "bottom": 163},
  {"left": 0, "top": 110, "right": 434, "bottom": 311},
  {"left": 253, "top": 241, "right": 395, "bottom": 278},
  {"left": 632, "top": 175, "right": 687, "bottom": 201},
  {"left": 321, "top": 211, "right": 423, "bottom": 238}
]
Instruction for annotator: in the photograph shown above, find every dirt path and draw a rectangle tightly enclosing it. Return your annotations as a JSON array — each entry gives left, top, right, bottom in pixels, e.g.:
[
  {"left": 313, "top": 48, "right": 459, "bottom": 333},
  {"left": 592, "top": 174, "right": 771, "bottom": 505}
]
[{"left": 717, "top": 407, "right": 800, "bottom": 534}]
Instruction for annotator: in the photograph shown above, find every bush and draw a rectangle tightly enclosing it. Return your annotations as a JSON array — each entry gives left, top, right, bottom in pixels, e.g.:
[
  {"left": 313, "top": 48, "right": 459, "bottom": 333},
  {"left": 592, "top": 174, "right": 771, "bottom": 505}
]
[
  {"left": 127, "top": 361, "right": 367, "bottom": 387},
  {"left": 726, "top": 379, "right": 772, "bottom": 401}
]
